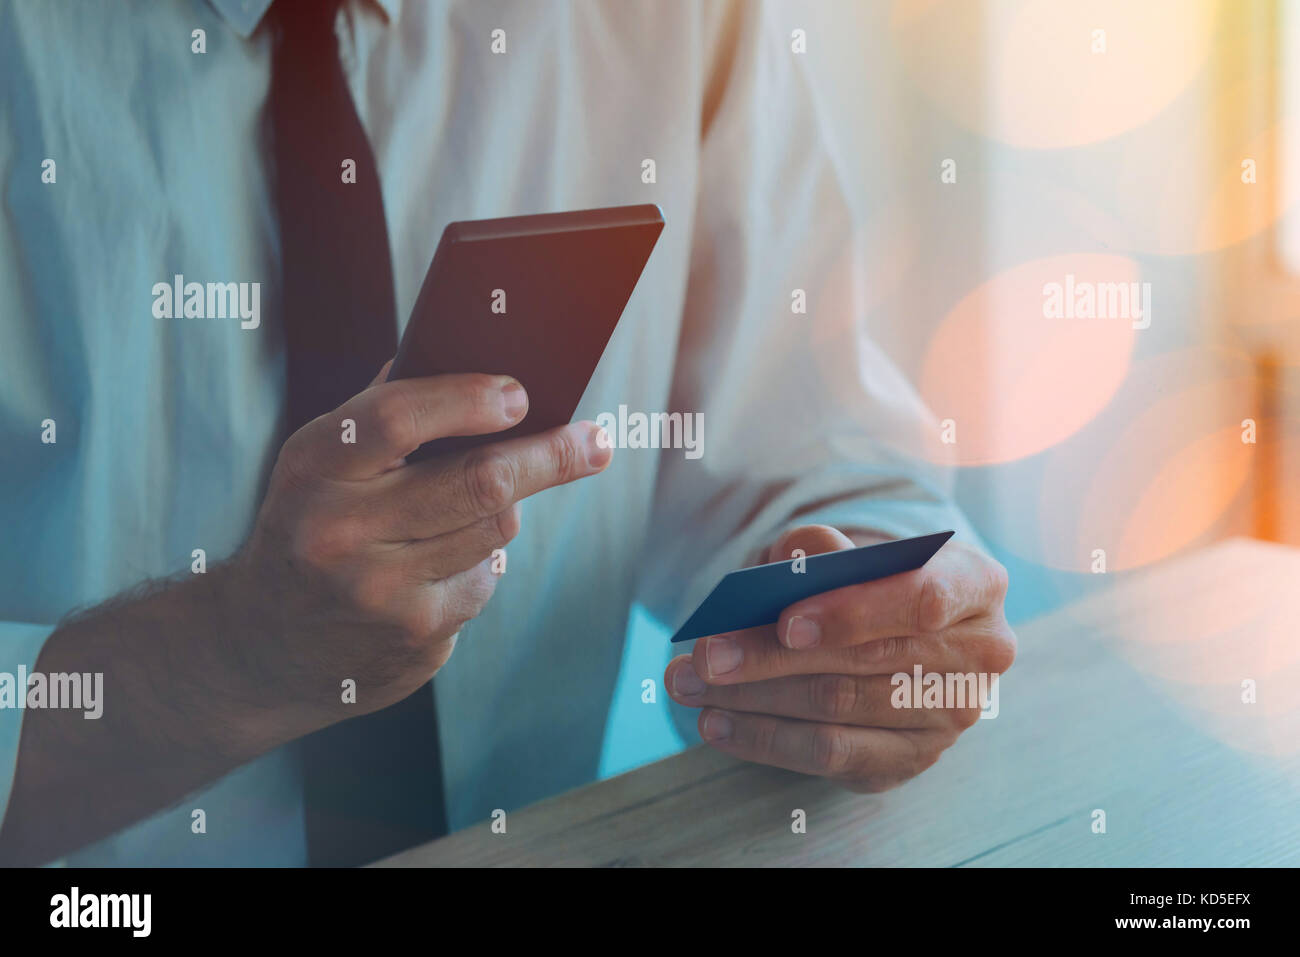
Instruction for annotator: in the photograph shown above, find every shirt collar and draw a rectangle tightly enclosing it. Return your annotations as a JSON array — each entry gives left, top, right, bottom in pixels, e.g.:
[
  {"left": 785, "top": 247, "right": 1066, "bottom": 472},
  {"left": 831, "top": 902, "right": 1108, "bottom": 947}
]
[{"left": 206, "top": 0, "right": 400, "bottom": 39}]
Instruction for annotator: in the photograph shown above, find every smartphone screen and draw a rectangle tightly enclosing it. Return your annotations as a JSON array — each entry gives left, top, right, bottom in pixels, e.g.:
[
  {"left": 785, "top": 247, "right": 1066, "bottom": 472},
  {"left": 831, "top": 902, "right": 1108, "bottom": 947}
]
[{"left": 388, "top": 204, "right": 664, "bottom": 461}]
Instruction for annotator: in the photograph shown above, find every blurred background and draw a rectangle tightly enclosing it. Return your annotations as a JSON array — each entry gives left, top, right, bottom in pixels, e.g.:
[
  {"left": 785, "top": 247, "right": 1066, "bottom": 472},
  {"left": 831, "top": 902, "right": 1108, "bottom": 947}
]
[{"left": 601, "top": 0, "right": 1300, "bottom": 776}]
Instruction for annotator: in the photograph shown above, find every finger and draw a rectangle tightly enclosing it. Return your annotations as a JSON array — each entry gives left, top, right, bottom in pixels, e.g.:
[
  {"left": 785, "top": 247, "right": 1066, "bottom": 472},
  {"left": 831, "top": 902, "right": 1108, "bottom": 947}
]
[
  {"left": 690, "top": 626, "right": 864, "bottom": 685},
  {"left": 697, "top": 708, "right": 931, "bottom": 786},
  {"left": 690, "top": 623, "right": 968, "bottom": 685},
  {"left": 366, "top": 361, "right": 408, "bottom": 471},
  {"left": 776, "top": 542, "right": 1004, "bottom": 651},
  {"left": 287, "top": 373, "right": 530, "bottom": 480},
  {"left": 431, "top": 558, "right": 503, "bottom": 639},
  {"left": 666, "top": 656, "right": 938, "bottom": 729},
  {"left": 763, "top": 524, "right": 853, "bottom": 564},
  {"left": 370, "top": 420, "right": 612, "bottom": 540},
  {"left": 388, "top": 504, "right": 520, "bottom": 582}
]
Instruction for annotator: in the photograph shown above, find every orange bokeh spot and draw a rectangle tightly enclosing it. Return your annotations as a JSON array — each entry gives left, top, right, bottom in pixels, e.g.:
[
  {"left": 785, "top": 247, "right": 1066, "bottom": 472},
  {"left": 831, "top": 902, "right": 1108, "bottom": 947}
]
[
  {"left": 1057, "top": 540, "right": 1300, "bottom": 757},
  {"left": 978, "top": 347, "right": 1261, "bottom": 574},
  {"left": 1093, "top": 422, "right": 1254, "bottom": 571},
  {"left": 890, "top": 0, "right": 1218, "bottom": 150},
  {"left": 919, "top": 254, "right": 1138, "bottom": 466},
  {"left": 1061, "top": 377, "right": 1258, "bottom": 573}
]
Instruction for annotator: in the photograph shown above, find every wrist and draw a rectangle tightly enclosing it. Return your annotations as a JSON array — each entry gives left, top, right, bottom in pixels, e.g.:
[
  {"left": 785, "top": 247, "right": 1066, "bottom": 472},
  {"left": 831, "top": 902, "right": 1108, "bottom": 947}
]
[
  {"left": 45, "top": 563, "right": 297, "bottom": 769},
  {"left": 191, "top": 556, "right": 333, "bottom": 760},
  {"left": 1, "top": 566, "right": 294, "bottom": 865}
]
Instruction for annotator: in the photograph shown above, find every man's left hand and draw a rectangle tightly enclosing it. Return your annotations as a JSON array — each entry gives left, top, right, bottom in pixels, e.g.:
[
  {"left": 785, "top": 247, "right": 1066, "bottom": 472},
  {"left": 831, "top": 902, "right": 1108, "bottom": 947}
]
[{"left": 665, "top": 525, "right": 1016, "bottom": 792}]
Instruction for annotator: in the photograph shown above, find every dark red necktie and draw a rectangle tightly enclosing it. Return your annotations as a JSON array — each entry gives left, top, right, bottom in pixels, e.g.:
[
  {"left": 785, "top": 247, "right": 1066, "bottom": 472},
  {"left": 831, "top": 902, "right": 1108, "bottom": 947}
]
[{"left": 268, "top": 0, "right": 447, "bottom": 867}]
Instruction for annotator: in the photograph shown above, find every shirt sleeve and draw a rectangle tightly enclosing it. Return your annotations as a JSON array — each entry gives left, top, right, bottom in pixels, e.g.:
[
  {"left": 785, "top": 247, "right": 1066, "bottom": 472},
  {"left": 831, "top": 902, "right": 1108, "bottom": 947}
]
[
  {"left": 0, "top": 621, "right": 57, "bottom": 827},
  {"left": 637, "top": 0, "right": 981, "bottom": 637}
]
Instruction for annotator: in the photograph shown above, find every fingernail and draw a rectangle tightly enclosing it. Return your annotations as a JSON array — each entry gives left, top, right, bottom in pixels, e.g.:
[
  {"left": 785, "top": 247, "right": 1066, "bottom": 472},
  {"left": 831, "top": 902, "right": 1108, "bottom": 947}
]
[
  {"left": 501, "top": 381, "right": 528, "bottom": 421},
  {"left": 585, "top": 424, "right": 612, "bottom": 468},
  {"left": 701, "top": 709, "right": 733, "bottom": 742},
  {"left": 705, "top": 635, "right": 742, "bottom": 677},
  {"left": 672, "top": 664, "right": 706, "bottom": 697},
  {"left": 785, "top": 615, "right": 821, "bottom": 649}
]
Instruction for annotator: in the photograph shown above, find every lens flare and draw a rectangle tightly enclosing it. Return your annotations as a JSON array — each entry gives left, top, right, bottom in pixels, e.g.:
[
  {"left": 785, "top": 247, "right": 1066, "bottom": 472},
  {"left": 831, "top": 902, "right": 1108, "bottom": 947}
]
[
  {"left": 891, "top": 0, "right": 1218, "bottom": 149},
  {"left": 919, "top": 254, "right": 1139, "bottom": 466}
]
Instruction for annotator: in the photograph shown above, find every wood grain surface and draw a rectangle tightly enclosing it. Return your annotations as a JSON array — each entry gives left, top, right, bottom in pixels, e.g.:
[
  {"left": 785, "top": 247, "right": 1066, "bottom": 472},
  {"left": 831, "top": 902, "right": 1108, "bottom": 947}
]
[{"left": 377, "top": 539, "right": 1300, "bottom": 867}]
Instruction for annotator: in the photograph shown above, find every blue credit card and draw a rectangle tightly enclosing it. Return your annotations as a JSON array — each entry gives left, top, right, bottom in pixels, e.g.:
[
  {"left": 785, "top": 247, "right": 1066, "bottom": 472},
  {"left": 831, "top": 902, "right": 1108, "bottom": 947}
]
[{"left": 669, "top": 531, "right": 955, "bottom": 643}]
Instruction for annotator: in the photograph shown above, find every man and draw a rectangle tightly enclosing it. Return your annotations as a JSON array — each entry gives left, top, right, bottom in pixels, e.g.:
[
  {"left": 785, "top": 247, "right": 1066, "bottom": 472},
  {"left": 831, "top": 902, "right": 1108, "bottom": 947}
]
[{"left": 0, "top": 0, "right": 1014, "bottom": 866}]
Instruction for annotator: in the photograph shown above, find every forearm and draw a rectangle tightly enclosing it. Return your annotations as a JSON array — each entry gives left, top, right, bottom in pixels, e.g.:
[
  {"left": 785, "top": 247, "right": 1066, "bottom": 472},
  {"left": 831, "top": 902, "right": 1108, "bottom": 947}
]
[{"left": 0, "top": 564, "right": 301, "bottom": 865}]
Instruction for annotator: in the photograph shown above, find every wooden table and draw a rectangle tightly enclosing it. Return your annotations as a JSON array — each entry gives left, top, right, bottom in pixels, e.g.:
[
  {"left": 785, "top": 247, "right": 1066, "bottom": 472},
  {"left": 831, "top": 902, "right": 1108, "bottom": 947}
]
[{"left": 377, "top": 539, "right": 1300, "bottom": 866}]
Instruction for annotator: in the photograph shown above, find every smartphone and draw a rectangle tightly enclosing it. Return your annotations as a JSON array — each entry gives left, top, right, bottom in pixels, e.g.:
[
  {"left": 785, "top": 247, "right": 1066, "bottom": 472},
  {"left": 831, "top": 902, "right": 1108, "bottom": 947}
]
[{"left": 388, "top": 204, "right": 665, "bottom": 461}]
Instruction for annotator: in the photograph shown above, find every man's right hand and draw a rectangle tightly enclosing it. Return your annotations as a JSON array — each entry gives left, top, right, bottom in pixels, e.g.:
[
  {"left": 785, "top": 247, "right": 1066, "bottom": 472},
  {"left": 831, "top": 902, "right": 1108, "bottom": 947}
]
[
  {"left": 0, "top": 366, "right": 612, "bottom": 865},
  {"left": 232, "top": 366, "right": 613, "bottom": 742}
]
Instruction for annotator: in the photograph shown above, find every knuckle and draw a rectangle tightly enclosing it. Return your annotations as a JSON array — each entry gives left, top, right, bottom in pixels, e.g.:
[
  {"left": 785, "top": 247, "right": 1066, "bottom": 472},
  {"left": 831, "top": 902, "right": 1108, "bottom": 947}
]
[
  {"left": 913, "top": 739, "right": 945, "bottom": 776},
  {"left": 811, "top": 724, "right": 854, "bottom": 775},
  {"left": 492, "top": 503, "right": 522, "bottom": 545},
  {"left": 748, "top": 718, "right": 780, "bottom": 760},
  {"left": 372, "top": 388, "right": 417, "bottom": 451},
  {"left": 444, "top": 564, "right": 499, "bottom": 624},
  {"left": 967, "top": 620, "right": 1017, "bottom": 676},
  {"left": 456, "top": 375, "right": 500, "bottom": 423},
  {"left": 987, "top": 626, "right": 1018, "bottom": 674},
  {"left": 809, "top": 674, "right": 860, "bottom": 721},
  {"left": 470, "top": 563, "right": 500, "bottom": 605},
  {"left": 548, "top": 429, "right": 582, "bottom": 482},
  {"left": 392, "top": 590, "right": 468, "bottom": 654},
  {"left": 420, "top": 588, "right": 453, "bottom": 636},
  {"left": 914, "top": 573, "right": 954, "bottom": 633},
  {"left": 987, "top": 557, "right": 1010, "bottom": 601},
  {"left": 465, "top": 450, "right": 517, "bottom": 516},
  {"left": 905, "top": 730, "right": 945, "bottom": 777},
  {"left": 399, "top": 604, "right": 442, "bottom": 649},
  {"left": 867, "top": 634, "right": 912, "bottom": 666},
  {"left": 951, "top": 704, "right": 982, "bottom": 731}
]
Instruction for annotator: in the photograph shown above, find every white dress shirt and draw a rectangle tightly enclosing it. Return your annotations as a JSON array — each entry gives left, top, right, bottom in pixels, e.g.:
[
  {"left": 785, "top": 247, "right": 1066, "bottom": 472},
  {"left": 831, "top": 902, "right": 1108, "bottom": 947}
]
[{"left": 0, "top": 0, "right": 974, "bottom": 864}]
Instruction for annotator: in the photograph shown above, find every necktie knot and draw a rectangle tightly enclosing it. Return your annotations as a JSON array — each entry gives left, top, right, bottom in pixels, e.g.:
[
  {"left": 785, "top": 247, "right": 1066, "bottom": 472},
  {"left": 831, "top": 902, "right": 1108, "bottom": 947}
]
[{"left": 272, "top": 0, "right": 344, "bottom": 50}]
